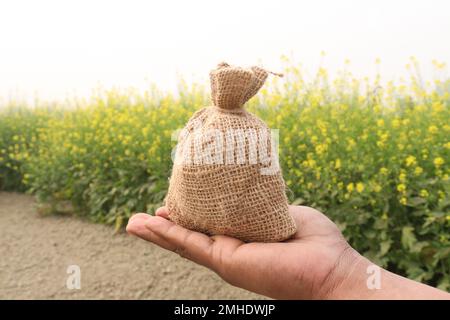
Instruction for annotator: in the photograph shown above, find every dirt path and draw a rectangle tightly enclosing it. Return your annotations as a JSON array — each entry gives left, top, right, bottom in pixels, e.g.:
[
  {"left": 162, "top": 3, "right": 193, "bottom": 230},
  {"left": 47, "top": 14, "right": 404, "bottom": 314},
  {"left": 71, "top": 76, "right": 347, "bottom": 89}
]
[{"left": 0, "top": 192, "right": 262, "bottom": 299}]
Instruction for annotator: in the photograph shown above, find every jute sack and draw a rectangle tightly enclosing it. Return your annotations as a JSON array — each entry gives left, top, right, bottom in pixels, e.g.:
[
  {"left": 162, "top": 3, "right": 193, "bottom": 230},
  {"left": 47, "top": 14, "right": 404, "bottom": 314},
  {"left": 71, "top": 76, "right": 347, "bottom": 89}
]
[{"left": 164, "top": 62, "right": 297, "bottom": 242}]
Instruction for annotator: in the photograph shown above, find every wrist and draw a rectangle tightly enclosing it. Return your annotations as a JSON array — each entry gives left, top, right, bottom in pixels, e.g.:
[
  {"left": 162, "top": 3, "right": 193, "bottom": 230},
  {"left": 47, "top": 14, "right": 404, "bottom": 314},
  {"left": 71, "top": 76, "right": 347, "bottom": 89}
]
[{"left": 317, "top": 246, "right": 377, "bottom": 300}]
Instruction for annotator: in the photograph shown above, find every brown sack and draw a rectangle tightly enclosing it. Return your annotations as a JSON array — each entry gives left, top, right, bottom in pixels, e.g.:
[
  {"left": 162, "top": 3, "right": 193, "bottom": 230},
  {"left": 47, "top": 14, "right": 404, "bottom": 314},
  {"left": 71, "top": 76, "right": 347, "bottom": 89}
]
[{"left": 164, "top": 62, "right": 297, "bottom": 242}]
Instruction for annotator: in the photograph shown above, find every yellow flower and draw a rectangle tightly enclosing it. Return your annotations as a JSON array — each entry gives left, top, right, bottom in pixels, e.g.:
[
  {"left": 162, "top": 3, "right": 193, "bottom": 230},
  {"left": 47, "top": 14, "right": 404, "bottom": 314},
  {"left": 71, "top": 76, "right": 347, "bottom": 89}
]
[
  {"left": 308, "top": 159, "right": 316, "bottom": 168},
  {"left": 356, "top": 182, "right": 364, "bottom": 193},
  {"left": 315, "top": 144, "right": 325, "bottom": 155},
  {"left": 373, "top": 183, "right": 382, "bottom": 193},
  {"left": 377, "top": 119, "right": 385, "bottom": 127},
  {"left": 399, "top": 173, "right": 406, "bottom": 182},
  {"left": 420, "top": 189, "right": 429, "bottom": 198},
  {"left": 347, "top": 183, "right": 354, "bottom": 193},
  {"left": 380, "top": 167, "right": 388, "bottom": 175},
  {"left": 428, "top": 125, "right": 438, "bottom": 134},
  {"left": 397, "top": 184, "right": 406, "bottom": 192},
  {"left": 335, "top": 159, "right": 341, "bottom": 170},
  {"left": 405, "top": 155, "right": 416, "bottom": 167},
  {"left": 414, "top": 166, "right": 423, "bottom": 175},
  {"left": 432, "top": 102, "right": 444, "bottom": 112},
  {"left": 434, "top": 157, "right": 444, "bottom": 167},
  {"left": 347, "top": 138, "right": 356, "bottom": 149},
  {"left": 400, "top": 197, "right": 407, "bottom": 205}
]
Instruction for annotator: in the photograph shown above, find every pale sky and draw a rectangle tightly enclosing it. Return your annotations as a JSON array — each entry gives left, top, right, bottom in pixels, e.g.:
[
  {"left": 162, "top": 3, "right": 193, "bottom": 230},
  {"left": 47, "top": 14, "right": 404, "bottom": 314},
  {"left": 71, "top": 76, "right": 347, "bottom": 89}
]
[{"left": 0, "top": 0, "right": 449, "bottom": 102}]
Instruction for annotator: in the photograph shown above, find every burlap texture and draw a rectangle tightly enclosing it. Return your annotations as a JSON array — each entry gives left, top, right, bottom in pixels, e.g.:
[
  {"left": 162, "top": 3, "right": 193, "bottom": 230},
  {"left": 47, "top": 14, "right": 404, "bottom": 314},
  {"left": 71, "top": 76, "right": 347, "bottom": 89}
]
[{"left": 164, "top": 62, "right": 297, "bottom": 242}]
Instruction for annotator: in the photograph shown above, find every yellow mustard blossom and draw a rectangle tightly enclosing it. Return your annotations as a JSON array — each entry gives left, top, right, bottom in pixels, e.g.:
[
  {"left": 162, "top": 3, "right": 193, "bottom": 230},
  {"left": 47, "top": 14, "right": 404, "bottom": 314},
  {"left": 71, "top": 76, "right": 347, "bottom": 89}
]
[
  {"left": 373, "top": 183, "right": 382, "bottom": 193},
  {"left": 428, "top": 125, "right": 438, "bottom": 134},
  {"left": 434, "top": 157, "right": 444, "bottom": 167},
  {"left": 405, "top": 155, "right": 417, "bottom": 167},
  {"left": 335, "top": 159, "right": 341, "bottom": 170},
  {"left": 347, "top": 183, "right": 354, "bottom": 193},
  {"left": 356, "top": 182, "right": 365, "bottom": 193},
  {"left": 315, "top": 144, "right": 326, "bottom": 155},
  {"left": 414, "top": 166, "right": 423, "bottom": 175},
  {"left": 420, "top": 189, "right": 429, "bottom": 198}
]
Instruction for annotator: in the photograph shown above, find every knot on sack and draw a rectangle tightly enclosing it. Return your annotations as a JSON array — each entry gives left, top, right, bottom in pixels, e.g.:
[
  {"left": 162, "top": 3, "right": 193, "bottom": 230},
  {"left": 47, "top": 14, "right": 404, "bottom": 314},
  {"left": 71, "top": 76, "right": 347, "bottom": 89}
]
[{"left": 209, "top": 62, "right": 282, "bottom": 110}]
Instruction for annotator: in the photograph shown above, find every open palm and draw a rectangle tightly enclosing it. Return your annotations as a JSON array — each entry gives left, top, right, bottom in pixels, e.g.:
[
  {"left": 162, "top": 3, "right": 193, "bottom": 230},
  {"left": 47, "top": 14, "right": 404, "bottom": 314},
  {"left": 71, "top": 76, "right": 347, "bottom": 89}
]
[{"left": 126, "top": 205, "right": 359, "bottom": 299}]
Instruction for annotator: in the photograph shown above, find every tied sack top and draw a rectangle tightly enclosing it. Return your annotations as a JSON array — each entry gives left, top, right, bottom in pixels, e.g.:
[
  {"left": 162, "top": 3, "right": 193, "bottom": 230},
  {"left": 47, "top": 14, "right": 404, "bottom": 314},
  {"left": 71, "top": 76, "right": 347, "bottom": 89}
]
[
  {"left": 210, "top": 62, "right": 282, "bottom": 110},
  {"left": 164, "top": 62, "right": 297, "bottom": 242}
]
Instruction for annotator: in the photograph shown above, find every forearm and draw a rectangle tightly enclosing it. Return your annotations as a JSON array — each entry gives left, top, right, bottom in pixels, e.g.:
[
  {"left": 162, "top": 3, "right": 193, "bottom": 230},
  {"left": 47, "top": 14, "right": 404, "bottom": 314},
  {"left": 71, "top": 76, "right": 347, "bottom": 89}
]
[{"left": 324, "top": 250, "right": 450, "bottom": 300}]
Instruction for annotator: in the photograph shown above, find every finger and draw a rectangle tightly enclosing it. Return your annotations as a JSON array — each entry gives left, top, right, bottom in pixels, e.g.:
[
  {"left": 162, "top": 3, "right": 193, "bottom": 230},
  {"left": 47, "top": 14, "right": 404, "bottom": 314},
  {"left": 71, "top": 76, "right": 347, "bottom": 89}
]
[
  {"left": 155, "top": 206, "right": 170, "bottom": 219},
  {"left": 126, "top": 213, "right": 152, "bottom": 234},
  {"left": 128, "top": 212, "right": 151, "bottom": 223},
  {"left": 126, "top": 215, "right": 177, "bottom": 252},
  {"left": 144, "top": 216, "right": 216, "bottom": 268},
  {"left": 288, "top": 205, "right": 303, "bottom": 227},
  {"left": 285, "top": 205, "right": 312, "bottom": 242},
  {"left": 128, "top": 212, "right": 244, "bottom": 274},
  {"left": 288, "top": 205, "right": 323, "bottom": 228},
  {"left": 287, "top": 205, "right": 339, "bottom": 241}
]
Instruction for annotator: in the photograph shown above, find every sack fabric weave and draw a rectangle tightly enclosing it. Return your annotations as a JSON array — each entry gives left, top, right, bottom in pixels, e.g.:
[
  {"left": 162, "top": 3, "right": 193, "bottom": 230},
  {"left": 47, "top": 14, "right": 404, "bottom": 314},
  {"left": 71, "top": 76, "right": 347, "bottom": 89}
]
[{"left": 164, "top": 62, "right": 297, "bottom": 242}]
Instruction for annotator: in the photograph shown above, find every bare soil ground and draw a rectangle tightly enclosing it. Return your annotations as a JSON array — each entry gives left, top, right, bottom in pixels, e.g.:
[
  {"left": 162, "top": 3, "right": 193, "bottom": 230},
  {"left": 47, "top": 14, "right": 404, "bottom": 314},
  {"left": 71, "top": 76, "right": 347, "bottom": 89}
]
[{"left": 0, "top": 192, "right": 262, "bottom": 299}]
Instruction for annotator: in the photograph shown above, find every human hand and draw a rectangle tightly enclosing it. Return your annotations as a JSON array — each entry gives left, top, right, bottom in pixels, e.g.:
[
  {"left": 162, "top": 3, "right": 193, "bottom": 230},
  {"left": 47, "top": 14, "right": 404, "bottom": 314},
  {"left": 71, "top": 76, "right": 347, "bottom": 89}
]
[{"left": 126, "top": 205, "right": 363, "bottom": 299}]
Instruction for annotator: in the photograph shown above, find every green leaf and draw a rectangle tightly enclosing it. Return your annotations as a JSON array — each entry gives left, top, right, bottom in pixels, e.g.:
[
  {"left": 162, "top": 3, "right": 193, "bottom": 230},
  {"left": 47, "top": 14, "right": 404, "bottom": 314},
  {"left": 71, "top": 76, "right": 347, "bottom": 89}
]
[
  {"left": 292, "top": 198, "right": 305, "bottom": 205},
  {"left": 408, "top": 197, "right": 426, "bottom": 206},
  {"left": 379, "top": 240, "right": 392, "bottom": 256},
  {"left": 114, "top": 216, "right": 123, "bottom": 233},
  {"left": 437, "top": 277, "right": 450, "bottom": 291},
  {"left": 401, "top": 226, "right": 417, "bottom": 250}
]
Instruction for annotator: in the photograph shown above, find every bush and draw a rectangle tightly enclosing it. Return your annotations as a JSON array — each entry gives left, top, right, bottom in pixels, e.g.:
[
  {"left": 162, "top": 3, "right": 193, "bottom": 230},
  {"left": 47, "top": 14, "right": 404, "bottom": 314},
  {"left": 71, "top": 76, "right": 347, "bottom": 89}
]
[{"left": 0, "top": 63, "right": 449, "bottom": 289}]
